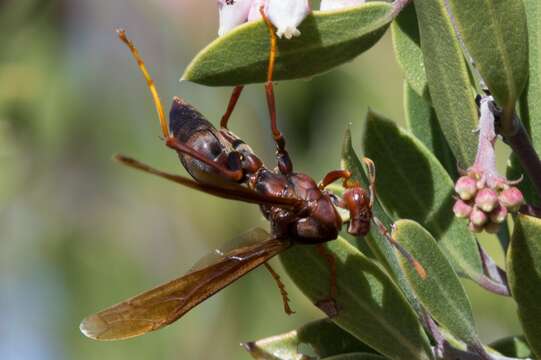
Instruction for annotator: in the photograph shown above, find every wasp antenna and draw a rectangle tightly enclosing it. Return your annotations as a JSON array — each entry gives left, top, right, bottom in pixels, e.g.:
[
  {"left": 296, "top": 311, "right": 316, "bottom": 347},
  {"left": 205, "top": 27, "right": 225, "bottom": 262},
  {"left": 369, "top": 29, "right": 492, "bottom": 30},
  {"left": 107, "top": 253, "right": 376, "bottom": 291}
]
[
  {"left": 363, "top": 157, "right": 376, "bottom": 207},
  {"left": 116, "top": 29, "right": 170, "bottom": 139}
]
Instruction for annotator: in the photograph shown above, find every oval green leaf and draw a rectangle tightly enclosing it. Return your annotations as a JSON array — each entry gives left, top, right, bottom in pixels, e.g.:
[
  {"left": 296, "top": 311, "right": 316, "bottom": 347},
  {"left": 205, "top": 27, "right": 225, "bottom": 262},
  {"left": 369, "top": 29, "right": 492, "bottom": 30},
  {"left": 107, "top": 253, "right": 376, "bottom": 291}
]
[
  {"left": 279, "top": 238, "right": 433, "bottom": 360},
  {"left": 448, "top": 0, "right": 529, "bottom": 125},
  {"left": 414, "top": 0, "right": 478, "bottom": 168},
  {"left": 182, "top": 3, "right": 392, "bottom": 86},
  {"left": 520, "top": 0, "right": 541, "bottom": 152},
  {"left": 243, "top": 318, "right": 379, "bottom": 360},
  {"left": 507, "top": 214, "right": 541, "bottom": 358},
  {"left": 391, "top": 2, "right": 429, "bottom": 99},
  {"left": 393, "top": 220, "right": 481, "bottom": 347},
  {"left": 341, "top": 129, "right": 422, "bottom": 314},
  {"left": 489, "top": 336, "right": 533, "bottom": 359},
  {"left": 404, "top": 82, "right": 458, "bottom": 179},
  {"left": 362, "top": 111, "right": 502, "bottom": 293}
]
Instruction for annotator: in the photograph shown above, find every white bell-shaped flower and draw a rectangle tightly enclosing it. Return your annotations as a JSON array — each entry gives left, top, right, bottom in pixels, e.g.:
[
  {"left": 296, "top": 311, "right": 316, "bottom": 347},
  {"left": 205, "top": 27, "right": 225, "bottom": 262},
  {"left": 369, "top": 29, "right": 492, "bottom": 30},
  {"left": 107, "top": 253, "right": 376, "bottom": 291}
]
[
  {"left": 218, "top": 0, "right": 253, "bottom": 36},
  {"left": 320, "top": 0, "right": 365, "bottom": 11},
  {"left": 266, "top": 0, "right": 311, "bottom": 39},
  {"left": 248, "top": 0, "right": 266, "bottom": 21}
]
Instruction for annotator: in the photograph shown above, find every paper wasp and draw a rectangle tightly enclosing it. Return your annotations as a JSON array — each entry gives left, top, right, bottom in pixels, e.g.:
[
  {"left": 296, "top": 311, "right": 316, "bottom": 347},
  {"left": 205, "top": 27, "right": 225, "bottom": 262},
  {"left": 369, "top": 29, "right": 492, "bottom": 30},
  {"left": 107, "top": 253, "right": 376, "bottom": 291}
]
[{"left": 80, "top": 11, "right": 424, "bottom": 341}]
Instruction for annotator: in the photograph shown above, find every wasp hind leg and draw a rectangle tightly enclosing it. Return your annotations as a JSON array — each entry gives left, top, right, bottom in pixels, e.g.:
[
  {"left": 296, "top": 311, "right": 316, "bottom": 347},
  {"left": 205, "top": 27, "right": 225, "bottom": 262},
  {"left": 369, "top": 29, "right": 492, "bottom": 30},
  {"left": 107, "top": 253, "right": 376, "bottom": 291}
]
[
  {"left": 314, "top": 244, "right": 340, "bottom": 317},
  {"left": 263, "top": 263, "right": 295, "bottom": 315}
]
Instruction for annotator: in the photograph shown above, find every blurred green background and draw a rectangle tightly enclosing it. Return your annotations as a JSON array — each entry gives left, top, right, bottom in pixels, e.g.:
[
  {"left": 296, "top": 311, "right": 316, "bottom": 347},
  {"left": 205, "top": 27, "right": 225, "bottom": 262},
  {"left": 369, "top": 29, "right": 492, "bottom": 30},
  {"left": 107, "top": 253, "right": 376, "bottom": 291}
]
[{"left": 0, "top": 0, "right": 523, "bottom": 359}]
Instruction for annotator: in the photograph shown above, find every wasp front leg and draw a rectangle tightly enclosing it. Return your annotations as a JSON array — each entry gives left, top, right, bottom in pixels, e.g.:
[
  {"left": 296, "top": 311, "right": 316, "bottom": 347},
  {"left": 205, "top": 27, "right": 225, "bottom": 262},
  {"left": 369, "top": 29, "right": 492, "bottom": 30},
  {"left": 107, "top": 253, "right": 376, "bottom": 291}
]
[{"left": 220, "top": 85, "right": 244, "bottom": 129}]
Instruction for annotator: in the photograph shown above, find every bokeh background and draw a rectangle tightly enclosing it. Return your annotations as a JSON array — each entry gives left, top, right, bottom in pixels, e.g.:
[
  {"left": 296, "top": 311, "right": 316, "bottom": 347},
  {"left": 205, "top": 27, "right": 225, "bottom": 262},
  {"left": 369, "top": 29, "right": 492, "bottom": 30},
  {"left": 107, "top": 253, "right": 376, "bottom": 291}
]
[{"left": 0, "top": 0, "right": 523, "bottom": 359}]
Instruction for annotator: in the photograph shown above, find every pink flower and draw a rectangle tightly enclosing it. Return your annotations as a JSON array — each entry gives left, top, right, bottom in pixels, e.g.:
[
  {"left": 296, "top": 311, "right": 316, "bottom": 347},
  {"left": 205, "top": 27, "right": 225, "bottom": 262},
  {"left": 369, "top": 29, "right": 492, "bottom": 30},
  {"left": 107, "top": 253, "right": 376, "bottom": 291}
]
[
  {"left": 320, "top": 0, "right": 365, "bottom": 11},
  {"left": 452, "top": 95, "right": 526, "bottom": 234},
  {"left": 489, "top": 205, "right": 508, "bottom": 224},
  {"left": 453, "top": 199, "right": 473, "bottom": 218},
  {"left": 470, "top": 207, "right": 488, "bottom": 227},
  {"left": 455, "top": 176, "right": 477, "bottom": 200},
  {"left": 499, "top": 187, "right": 524, "bottom": 212},
  {"left": 475, "top": 188, "right": 498, "bottom": 212}
]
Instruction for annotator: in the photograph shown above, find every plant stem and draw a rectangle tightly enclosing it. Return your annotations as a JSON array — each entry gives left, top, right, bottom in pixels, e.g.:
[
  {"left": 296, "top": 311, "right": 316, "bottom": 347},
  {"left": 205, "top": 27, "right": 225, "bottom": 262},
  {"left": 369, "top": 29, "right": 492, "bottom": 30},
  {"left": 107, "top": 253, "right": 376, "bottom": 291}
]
[
  {"left": 391, "top": 0, "right": 411, "bottom": 18},
  {"left": 520, "top": 204, "right": 541, "bottom": 218},
  {"left": 501, "top": 114, "right": 541, "bottom": 201}
]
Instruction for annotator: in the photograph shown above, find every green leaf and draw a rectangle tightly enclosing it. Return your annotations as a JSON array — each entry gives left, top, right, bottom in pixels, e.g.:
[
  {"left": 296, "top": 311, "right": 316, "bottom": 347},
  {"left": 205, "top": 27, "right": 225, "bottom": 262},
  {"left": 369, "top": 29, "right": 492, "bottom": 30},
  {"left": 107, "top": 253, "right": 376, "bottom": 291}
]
[
  {"left": 243, "top": 318, "right": 379, "bottom": 360},
  {"left": 362, "top": 111, "right": 488, "bottom": 286},
  {"left": 521, "top": 0, "right": 541, "bottom": 151},
  {"left": 489, "top": 336, "right": 533, "bottom": 358},
  {"left": 512, "top": 0, "right": 541, "bottom": 206},
  {"left": 341, "top": 129, "right": 422, "bottom": 315},
  {"left": 403, "top": 82, "right": 458, "bottom": 179},
  {"left": 279, "top": 238, "right": 433, "bottom": 360},
  {"left": 507, "top": 214, "right": 541, "bottom": 358},
  {"left": 182, "top": 3, "right": 393, "bottom": 86},
  {"left": 448, "top": 0, "right": 529, "bottom": 124},
  {"left": 323, "top": 354, "right": 388, "bottom": 360},
  {"left": 414, "top": 0, "right": 478, "bottom": 168},
  {"left": 393, "top": 220, "right": 481, "bottom": 347},
  {"left": 391, "top": 2, "right": 428, "bottom": 99}
]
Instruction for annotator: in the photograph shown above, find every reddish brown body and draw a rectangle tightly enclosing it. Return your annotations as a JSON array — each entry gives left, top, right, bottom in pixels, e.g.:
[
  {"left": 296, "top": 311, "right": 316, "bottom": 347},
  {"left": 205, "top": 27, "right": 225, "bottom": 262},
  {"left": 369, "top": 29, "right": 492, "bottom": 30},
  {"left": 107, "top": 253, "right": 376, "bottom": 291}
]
[
  {"left": 78, "top": 29, "right": 393, "bottom": 342},
  {"left": 169, "top": 97, "right": 365, "bottom": 245}
]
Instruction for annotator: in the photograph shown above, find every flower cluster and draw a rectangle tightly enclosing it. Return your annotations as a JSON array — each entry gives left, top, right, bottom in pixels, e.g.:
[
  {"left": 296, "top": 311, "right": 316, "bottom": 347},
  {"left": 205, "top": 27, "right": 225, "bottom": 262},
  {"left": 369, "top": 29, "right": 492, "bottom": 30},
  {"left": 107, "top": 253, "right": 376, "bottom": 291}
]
[
  {"left": 453, "top": 96, "right": 524, "bottom": 233},
  {"left": 454, "top": 175, "right": 524, "bottom": 233},
  {"left": 217, "top": 0, "right": 365, "bottom": 38}
]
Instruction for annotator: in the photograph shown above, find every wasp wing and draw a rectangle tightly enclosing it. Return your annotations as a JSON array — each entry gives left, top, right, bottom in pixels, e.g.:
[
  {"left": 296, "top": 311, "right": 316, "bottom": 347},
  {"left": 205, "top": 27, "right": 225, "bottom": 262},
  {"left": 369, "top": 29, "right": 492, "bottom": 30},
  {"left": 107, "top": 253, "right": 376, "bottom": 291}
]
[{"left": 80, "top": 228, "right": 290, "bottom": 341}]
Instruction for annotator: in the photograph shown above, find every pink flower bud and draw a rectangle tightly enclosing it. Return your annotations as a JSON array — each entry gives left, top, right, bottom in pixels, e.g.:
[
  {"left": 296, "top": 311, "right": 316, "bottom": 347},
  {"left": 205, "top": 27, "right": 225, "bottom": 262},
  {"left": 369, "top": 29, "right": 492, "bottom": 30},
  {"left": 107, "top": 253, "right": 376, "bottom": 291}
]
[
  {"left": 453, "top": 199, "right": 473, "bottom": 218},
  {"left": 489, "top": 205, "right": 508, "bottom": 224},
  {"left": 468, "top": 222, "right": 483, "bottom": 233},
  {"left": 455, "top": 176, "right": 477, "bottom": 200},
  {"left": 485, "top": 221, "right": 501, "bottom": 234},
  {"left": 320, "top": 0, "right": 365, "bottom": 11},
  {"left": 267, "top": 0, "right": 311, "bottom": 39},
  {"left": 218, "top": 0, "right": 253, "bottom": 36},
  {"left": 499, "top": 187, "right": 524, "bottom": 212},
  {"left": 470, "top": 207, "right": 488, "bottom": 226},
  {"left": 475, "top": 188, "right": 498, "bottom": 212}
]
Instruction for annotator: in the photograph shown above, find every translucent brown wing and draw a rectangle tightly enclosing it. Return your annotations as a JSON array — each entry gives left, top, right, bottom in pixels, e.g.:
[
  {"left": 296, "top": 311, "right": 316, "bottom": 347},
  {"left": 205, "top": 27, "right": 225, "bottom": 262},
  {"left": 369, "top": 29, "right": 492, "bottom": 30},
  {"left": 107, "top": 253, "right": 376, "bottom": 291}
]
[{"left": 80, "top": 228, "right": 290, "bottom": 341}]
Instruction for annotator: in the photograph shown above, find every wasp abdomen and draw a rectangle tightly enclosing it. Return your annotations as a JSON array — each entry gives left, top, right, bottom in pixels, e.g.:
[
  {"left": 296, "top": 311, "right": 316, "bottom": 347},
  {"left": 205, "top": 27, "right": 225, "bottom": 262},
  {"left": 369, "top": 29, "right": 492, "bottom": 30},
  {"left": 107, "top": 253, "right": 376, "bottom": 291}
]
[{"left": 169, "top": 97, "right": 215, "bottom": 143}]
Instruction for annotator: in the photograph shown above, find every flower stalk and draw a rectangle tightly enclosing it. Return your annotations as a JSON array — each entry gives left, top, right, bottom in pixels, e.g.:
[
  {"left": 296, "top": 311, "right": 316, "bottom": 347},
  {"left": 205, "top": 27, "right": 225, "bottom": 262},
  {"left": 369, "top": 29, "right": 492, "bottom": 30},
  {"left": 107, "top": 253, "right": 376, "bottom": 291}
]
[
  {"left": 453, "top": 96, "right": 525, "bottom": 232},
  {"left": 499, "top": 113, "right": 541, "bottom": 204}
]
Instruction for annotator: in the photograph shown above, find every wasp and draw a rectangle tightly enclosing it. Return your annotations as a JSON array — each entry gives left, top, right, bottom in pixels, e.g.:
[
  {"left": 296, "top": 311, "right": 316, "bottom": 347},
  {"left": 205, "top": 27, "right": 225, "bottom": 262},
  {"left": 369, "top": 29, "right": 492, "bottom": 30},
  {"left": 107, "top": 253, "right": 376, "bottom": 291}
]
[{"left": 80, "top": 12, "right": 424, "bottom": 341}]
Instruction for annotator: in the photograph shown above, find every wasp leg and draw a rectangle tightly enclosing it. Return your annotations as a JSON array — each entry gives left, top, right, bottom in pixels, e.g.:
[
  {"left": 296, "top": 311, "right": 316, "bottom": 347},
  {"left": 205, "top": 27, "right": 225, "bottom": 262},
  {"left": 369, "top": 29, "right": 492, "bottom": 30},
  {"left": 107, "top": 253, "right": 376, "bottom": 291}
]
[
  {"left": 259, "top": 6, "right": 293, "bottom": 174},
  {"left": 314, "top": 244, "right": 339, "bottom": 317},
  {"left": 263, "top": 262, "right": 295, "bottom": 315},
  {"left": 318, "top": 170, "right": 353, "bottom": 190},
  {"left": 220, "top": 85, "right": 245, "bottom": 129}
]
